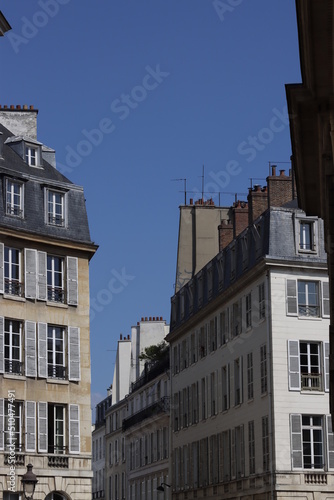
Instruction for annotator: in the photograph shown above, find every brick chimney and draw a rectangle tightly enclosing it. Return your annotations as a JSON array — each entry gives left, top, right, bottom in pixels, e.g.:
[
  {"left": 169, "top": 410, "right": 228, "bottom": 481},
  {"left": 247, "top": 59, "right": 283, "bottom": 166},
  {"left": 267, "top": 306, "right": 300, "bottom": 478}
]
[
  {"left": 267, "top": 166, "right": 293, "bottom": 207},
  {"left": 0, "top": 105, "right": 38, "bottom": 139},
  {"left": 233, "top": 201, "right": 249, "bottom": 238},
  {"left": 248, "top": 184, "right": 268, "bottom": 225},
  {"left": 218, "top": 219, "right": 233, "bottom": 251}
]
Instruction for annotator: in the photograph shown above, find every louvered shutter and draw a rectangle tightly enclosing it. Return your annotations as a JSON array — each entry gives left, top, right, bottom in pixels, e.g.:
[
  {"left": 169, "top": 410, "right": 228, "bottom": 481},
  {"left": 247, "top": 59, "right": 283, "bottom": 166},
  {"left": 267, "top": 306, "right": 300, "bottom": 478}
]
[
  {"left": 290, "top": 414, "right": 303, "bottom": 469},
  {"left": 0, "top": 242, "right": 4, "bottom": 293},
  {"left": 324, "top": 342, "right": 330, "bottom": 392},
  {"left": 322, "top": 281, "right": 330, "bottom": 318},
  {"left": 240, "top": 357, "right": 243, "bottom": 404},
  {"left": 219, "top": 432, "right": 224, "bottom": 482},
  {"left": 25, "top": 248, "right": 37, "bottom": 299},
  {"left": 288, "top": 340, "right": 301, "bottom": 390},
  {"left": 69, "top": 404, "right": 80, "bottom": 453},
  {"left": 207, "top": 374, "right": 211, "bottom": 417},
  {"left": 26, "top": 401, "right": 36, "bottom": 452},
  {"left": 0, "top": 316, "right": 4, "bottom": 374},
  {"left": 327, "top": 415, "right": 334, "bottom": 469},
  {"left": 68, "top": 326, "right": 80, "bottom": 381},
  {"left": 287, "top": 279, "right": 298, "bottom": 315},
  {"left": 67, "top": 256, "right": 78, "bottom": 305},
  {"left": 231, "top": 429, "right": 236, "bottom": 479},
  {"left": 227, "top": 363, "right": 230, "bottom": 410},
  {"left": 240, "top": 424, "right": 245, "bottom": 476},
  {"left": 25, "top": 321, "right": 36, "bottom": 377},
  {"left": 0, "top": 398, "right": 3, "bottom": 450},
  {"left": 38, "top": 323, "right": 47, "bottom": 378},
  {"left": 37, "top": 251, "right": 47, "bottom": 301},
  {"left": 38, "top": 401, "right": 48, "bottom": 452}
]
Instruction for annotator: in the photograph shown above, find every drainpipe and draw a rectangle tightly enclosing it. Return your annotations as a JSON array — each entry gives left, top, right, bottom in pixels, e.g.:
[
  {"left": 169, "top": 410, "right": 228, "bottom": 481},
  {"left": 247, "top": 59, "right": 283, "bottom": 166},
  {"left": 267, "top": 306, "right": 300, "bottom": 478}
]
[{"left": 266, "top": 270, "right": 275, "bottom": 500}]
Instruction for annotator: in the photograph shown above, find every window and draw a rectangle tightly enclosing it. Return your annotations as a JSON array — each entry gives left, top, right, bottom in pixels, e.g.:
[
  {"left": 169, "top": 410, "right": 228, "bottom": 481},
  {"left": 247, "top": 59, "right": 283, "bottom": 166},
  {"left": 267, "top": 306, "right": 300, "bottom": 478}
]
[
  {"left": 47, "top": 255, "right": 64, "bottom": 303},
  {"left": 260, "top": 344, "right": 267, "bottom": 394},
  {"left": 246, "top": 293, "right": 252, "bottom": 329},
  {"left": 219, "top": 309, "right": 229, "bottom": 345},
  {"left": 48, "top": 404, "right": 65, "bottom": 454},
  {"left": 221, "top": 365, "right": 230, "bottom": 411},
  {"left": 201, "top": 377, "right": 206, "bottom": 419},
  {"left": 232, "top": 301, "right": 241, "bottom": 337},
  {"left": 234, "top": 357, "right": 243, "bottom": 406},
  {"left": 234, "top": 425, "right": 245, "bottom": 478},
  {"left": 230, "top": 244, "right": 236, "bottom": 280},
  {"left": 298, "top": 281, "right": 319, "bottom": 317},
  {"left": 248, "top": 421, "right": 255, "bottom": 474},
  {"left": 259, "top": 282, "right": 265, "bottom": 320},
  {"left": 199, "top": 326, "right": 207, "bottom": 358},
  {"left": 4, "top": 319, "right": 22, "bottom": 375},
  {"left": 210, "top": 371, "right": 217, "bottom": 416},
  {"left": 48, "top": 325, "right": 65, "bottom": 379},
  {"left": 25, "top": 145, "right": 38, "bottom": 166},
  {"left": 181, "top": 339, "right": 188, "bottom": 370},
  {"left": 247, "top": 353, "right": 253, "bottom": 400},
  {"left": 4, "top": 247, "right": 22, "bottom": 296},
  {"left": 299, "top": 221, "right": 314, "bottom": 251},
  {"left": 262, "top": 416, "right": 270, "bottom": 472},
  {"left": 191, "top": 382, "right": 199, "bottom": 424},
  {"left": 6, "top": 179, "right": 23, "bottom": 217},
  {"left": 209, "top": 318, "right": 217, "bottom": 352},
  {"left": 288, "top": 340, "right": 328, "bottom": 392},
  {"left": 4, "top": 400, "right": 22, "bottom": 451},
  {"left": 173, "top": 345, "right": 179, "bottom": 374},
  {"left": 47, "top": 190, "right": 65, "bottom": 227},
  {"left": 286, "top": 279, "right": 329, "bottom": 318},
  {"left": 190, "top": 332, "right": 197, "bottom": 364}
]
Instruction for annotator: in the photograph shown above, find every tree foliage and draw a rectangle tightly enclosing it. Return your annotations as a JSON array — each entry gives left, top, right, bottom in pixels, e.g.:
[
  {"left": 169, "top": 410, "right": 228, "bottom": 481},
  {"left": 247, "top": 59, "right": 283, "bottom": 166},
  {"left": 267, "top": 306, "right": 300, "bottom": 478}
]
[{"left": 139, "top": 341, "right": 168, "bottom": 362}]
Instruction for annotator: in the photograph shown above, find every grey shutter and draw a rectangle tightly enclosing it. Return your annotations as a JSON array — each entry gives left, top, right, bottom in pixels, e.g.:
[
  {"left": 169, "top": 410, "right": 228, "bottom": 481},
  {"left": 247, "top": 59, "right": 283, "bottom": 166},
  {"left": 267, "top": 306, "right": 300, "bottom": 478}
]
[
  {"left": 25, "top": 248, "right": 37, "bottom": 299},
  {"left": 38, "top": 323, "right": 47, "bottom": 378},
  {"left": 288, "top": 340, "right": 301, "bottom": 390},
  {"left": 326, "top": 415, "right": 334, "bottom": 469},
  {"left": 69, "top": 404, "right": 80, "bottom": 453},
  {"left": 68, "top": 326, "right": 80, "bottom": 381},
  {"left": 67, "top": 256, "right": 78, "bottom": 305},
  {"left": 26, "top": 401, "right": 36, "bottom": 452},
  {"left": 322, "top": 281, "right": 330, "bottom": 318},
  {"left": 37, "top": 251, "right": 47, "bottom": 301},
  {"left": 0, "top": 242, "right": 4, "bottom": 293},
  {"left": 38, "top": 401, "right": 48, "bottom": 452},
  {"left": 324, "top": 342, "right": 330, "bottom": 392},
  {"left": 25, "top": 321, "right": 37, "bottom": 377},
  {"left": 0, "top": 398, "right": 3, "bottom": 450},
  {"left": 0, "top": 316, "right": 4, "bottom": 374},
  {"left": 290, "top": 414, "right": 303, "bottom": 469},
  {"left": 287, "top": 279, "right": 298, "bottom": 315}
]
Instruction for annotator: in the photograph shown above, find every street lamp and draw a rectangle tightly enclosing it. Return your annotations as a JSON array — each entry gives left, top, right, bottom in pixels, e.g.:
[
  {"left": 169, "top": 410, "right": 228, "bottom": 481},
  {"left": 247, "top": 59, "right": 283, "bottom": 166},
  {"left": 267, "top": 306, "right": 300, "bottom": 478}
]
[
  {"left": 21, "top": 464, "right": 38, "bottom": 500},
  {"left": 157, "top": 482, "right": 171, "bottom": 492}
]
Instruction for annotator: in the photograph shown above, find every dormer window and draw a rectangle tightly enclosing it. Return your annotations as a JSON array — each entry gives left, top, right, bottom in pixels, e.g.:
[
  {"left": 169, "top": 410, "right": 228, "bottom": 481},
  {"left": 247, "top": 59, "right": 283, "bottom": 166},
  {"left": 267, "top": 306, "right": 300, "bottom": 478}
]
[
  {"left": 47, "top": 189, "right": 65, "bottom": 227},
  {"left": 25, "top": 145, "right": 37, "bottom": 166},
  {"left": 6, "top": 178, "right": 23, "bottom": 217}
]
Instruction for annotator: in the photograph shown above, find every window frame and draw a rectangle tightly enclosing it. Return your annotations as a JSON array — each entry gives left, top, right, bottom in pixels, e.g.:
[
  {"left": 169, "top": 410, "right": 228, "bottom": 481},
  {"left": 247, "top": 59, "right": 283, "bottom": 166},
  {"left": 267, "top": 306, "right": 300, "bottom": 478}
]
[
  {"left": 25, "top": 143, "right": 41, "bottom": 167},
  {"left": 4, "top": 319, "right": 22, "bottom": 375},
  {"left": 47, "top": 325, "right": 66, "bottom": 379},
  {"left": 47, "top": 255, "right": 64, "bottom": 303},
  {"left": 4, "top": 246, "right": 22, "bottom": 297},
  {"left": 46, "top": 189, "right": 66, "bottom": 227},
  {"left": 5, "top": 178, "right": 23, "bottom": 218}
]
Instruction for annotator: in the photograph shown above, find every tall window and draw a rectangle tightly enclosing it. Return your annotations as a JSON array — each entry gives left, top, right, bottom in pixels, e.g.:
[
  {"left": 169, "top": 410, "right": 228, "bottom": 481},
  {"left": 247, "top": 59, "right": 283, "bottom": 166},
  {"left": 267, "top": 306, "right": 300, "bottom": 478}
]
[
  {"left": 299, "top": 221, "right": 313, "bottom": 251},
  {"left": 259, "top": 282, "right": 265, "bottom": 320},
  {"left": 4, "top": 319, "right": 22, "bottom": 375},
  {"left": 234, "top": 357, "right": 243, "bottom": 406},
  {"left": 247, "top": 353, "right": 253, "bottom": 400},
  {"left": 4, "top": 400, "right": 22, "bottom": 451},
  {"left": 302, "top": 416, "right": 323, "bottom": 469},
  {"left": 48, "top": 190, "right": 65, "bottom": 226},
  {"left": 6, "top": 179, "right": 23, "bottom": 217},
  {"left": 25, "top": 145, "right": 37, "bottom": 166},
  {"left": 260, "top": 345, "right": 267, "bottom": 394},
  {"left": 222, "top": 365, "right": 229, "bottom": 411},
  {"left": 232, "top": 301, "right": 241, "bottom": 337},
  {"left": 248, "top": 421, "right": 255, "bottom": 474},
  {"left": 300, "top": 342, "right": 321, "bottom": 391},
  {"left": 298, "top": 281, "right": 319, "bottom": 317},
  {"left": 246, "top": 293, "right": 252, "bottom": 329},
  {"left": 4, "top": 247, "right": 21, "bottom": 296},
  {"left": 220, "top": 309, "right": 229, "bottom": 345},
  {"left": 48, "top": 325, "right": 65, "bottom": 379},
  {"left": 210, "top": 371, "right": 217, "bottom": 415},
  {"left": 47, "top": 255, "right": 64, "bottom": 302},
  {"left": 48, "top": 404, "right": 65, "bottom": 454},
  {"left": 262, "top": 416, "right": 270, "bottom": 472}
]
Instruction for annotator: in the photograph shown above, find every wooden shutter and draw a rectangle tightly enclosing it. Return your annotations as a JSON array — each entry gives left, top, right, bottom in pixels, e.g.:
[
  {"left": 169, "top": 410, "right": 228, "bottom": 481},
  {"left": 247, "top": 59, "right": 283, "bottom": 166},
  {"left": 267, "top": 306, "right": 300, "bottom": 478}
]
[
  {"left": 288, "top": 340, "right": 301, "bottom": 390},
  {"left": 67, "top": 256, "right": 78, "bottom": 305},
  {"left": 38, "top": 323, "right": 47, "bottom": 378},
  {"left": 327, "top": 415, "right": 334, "bottom": 469},
  {"left": 324, "top": 342, "right": 330, "bottom": 392},
  {"left": 37, "top": 251, "right": 47, "bottom": 301},
  {"left": 290, "top": 414, "right": 303, "bottom": 469},
  {"left": 69, "top": 404, "right": 80, "bottom": 453},
  {"left": 0, "top": 316, "right": 4, "bottom": 374},
  {"left": 322, "top": 281, "right": 330, "bottom": 318},
  {"left": 68, "top": 326, "right": 80, "bottom": 381},
  {"left": 0, "top": 398, "right": 3, "bottom": 450},
  {"left": 38, "top": 401, "right": 48, "bottom": 452},
  {"left": 286, "top": 279, "right": 298, "bottom": 315},
  {"left": 25, "top": 321, "right": 36, "bottom": 377},
  {"left": 25, "top": 248, "right": 37, "bottom": 299},
  {"left": 26, "top": 401, "right": 36, "bottom": 452},
  {"left": 0, "top": 242, "right": 4, "bottom": 293}
]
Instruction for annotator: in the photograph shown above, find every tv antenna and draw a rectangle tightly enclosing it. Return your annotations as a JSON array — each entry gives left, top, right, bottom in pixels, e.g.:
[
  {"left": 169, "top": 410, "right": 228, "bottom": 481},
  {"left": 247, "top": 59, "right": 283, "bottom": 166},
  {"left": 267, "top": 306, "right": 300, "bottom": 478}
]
[{"left": 171, "top": 178, "right": 187, "bottom": 204}]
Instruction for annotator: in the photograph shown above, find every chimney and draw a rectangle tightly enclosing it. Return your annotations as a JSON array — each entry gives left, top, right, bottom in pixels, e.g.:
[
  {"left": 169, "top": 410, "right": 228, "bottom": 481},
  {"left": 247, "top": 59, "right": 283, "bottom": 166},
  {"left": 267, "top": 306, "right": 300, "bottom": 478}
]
[
  {"left": 218, "top": 219, "right": 234, "bottom": 251},
  {"left": 232, "top": 201, "right": 248, "bottom": 239},
  {"left": 0, "top": 105, "right": 38, "bottom": 139},
  {"left": 247, "top": 185, "right": 268, "bottom": 224},
  {"left": 267, "top": 166, "right": 293, "bottom": 208}
]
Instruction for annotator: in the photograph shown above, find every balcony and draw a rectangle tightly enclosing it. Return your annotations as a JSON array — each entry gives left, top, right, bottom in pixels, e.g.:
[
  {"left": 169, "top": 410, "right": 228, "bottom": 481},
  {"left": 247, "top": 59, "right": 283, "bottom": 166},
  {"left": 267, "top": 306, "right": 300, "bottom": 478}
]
[
  {"left": 298, "top": 305, "right": 320, "bottom": 317},
  {"left": 48, "top": 454, "right": 69, "bottom": 468},
  {"left": 4, "top": 278, "right": 23, "bottom": 297},
  {"left": 48, "top": 364, "right": 66, "bottom": 380},
  {"left": 301, "top": 373, "right": 322, "bottom": 391},
  {"left": 47, "top": 286, "right": 65, "bottom": 303},
  {"left": 122, "top": 397, "right": 169, "bottom": 431},
  {"left": 5, "top": 359, "right": 23, "bottom": 375},
  {"left": 131, "top": 355, "right": 169, "bottom": 392}
]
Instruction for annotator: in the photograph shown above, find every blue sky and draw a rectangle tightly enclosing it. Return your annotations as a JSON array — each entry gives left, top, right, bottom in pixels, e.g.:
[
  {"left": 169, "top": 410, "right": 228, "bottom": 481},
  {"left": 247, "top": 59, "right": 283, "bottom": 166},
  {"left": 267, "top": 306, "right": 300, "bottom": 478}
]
[{"left": 1, "top": 0, "right": 301, "bottom": 410}]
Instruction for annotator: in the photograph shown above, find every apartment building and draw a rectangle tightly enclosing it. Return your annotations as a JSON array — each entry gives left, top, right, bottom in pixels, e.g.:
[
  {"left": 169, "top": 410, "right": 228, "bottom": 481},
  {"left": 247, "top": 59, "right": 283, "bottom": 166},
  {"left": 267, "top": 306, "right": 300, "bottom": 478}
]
[
  {"left": 92, "top": 390, "right": 112, "bottom": 500},
  {"left": 0, "top": 105, "right": 97, "bottom": 500},
  {"left": 167, "top": 169, "right": 333, "bottom": 499}
]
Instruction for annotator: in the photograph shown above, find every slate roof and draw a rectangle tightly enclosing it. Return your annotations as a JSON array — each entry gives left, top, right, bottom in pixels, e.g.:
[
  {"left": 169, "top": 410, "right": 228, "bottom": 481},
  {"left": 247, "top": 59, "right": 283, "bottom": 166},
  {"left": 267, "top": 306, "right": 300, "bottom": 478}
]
[{"left": 0, "top": 123, "right": 95, "bottom": 247}]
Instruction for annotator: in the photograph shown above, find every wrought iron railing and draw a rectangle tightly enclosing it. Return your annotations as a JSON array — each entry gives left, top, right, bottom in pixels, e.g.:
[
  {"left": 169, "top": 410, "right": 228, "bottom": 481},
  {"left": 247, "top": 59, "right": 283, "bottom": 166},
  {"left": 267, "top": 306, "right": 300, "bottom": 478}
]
[
  {"left": 47, "top": 286, "right": 65, "bottom": 303},
  {"left": 298, "top": 305, "right": 320, "bottom": 317},
  {"left": 4, "top": 278, "right": 23, "bottom": 296},
  {"left": 5, "top": 359, "right": 23, "bottom": 375},
  {"left": 122, "top": 397, "right": 169, "bottom": 431},
  {"left": 48, "top": 214, "right": 65, "bottom": 227},
  {"left": 48, "top": 364, "right": 66, "bottom": 379}
]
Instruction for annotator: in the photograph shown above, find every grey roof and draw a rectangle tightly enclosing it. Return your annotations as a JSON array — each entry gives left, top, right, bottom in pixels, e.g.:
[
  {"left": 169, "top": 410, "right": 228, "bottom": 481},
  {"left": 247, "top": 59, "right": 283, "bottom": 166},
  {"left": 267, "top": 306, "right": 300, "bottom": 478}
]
[{"left": 0, "top": 123, "right": 95, "bottom": 247}]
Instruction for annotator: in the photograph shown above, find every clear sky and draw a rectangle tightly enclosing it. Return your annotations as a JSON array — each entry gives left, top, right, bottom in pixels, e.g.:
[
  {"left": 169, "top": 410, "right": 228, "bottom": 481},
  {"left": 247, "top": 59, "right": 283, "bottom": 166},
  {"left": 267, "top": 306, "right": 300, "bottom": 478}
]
[{"left": 1, "top": 0, "right": 301, "bottom": 410}]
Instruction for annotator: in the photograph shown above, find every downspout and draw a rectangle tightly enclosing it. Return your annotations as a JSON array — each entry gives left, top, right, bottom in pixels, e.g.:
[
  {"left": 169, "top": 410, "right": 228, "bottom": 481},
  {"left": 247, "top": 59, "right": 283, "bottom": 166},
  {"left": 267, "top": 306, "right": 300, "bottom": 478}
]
[{"left": 266, "top": 270, "right": 275, "bottom": 500}]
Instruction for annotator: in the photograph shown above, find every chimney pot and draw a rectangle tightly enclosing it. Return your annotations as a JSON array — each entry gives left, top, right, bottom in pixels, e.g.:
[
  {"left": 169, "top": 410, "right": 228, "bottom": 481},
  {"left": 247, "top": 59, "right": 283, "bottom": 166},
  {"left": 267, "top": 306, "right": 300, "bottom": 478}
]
[
  {"left": 160, "top": 316, "right": 163, "bottom": 321},
  {"left": 145, "top": 317, "right": 148, "bottom": 321},
  {"left": 141, "top": 317, "right": 144, "bottom": 321},
  {"left": 137, "top": 322, "right": 139, "bottom": 325},
  {"left": 149, "top": 317, "right": 152, "bottom": 321},
  {"left": 280, "top": 169, "right": 285, "bottom": 176},
  {"left": 271, "top": 165, "right": 277, "bottom": 176},
  {"left": 190, "top": 198, "right": 193, "bottom": 205},
  {"left": 10, "top": 105, "right": 14, "bottom": 109},
  {"left": 120, "top": 334, "right": 122, "bottom": 340},
  {"left": 16, "top": 105, "right": 21, "bottom": 110},
  {"left": 23, "top": 104, "right": 28, "bottom": 110},
  {"left": 30, "top": 105, "right": 34, "bottom": 110},
  {"left": 4, "top": 105, "right": 8, "bottom": 109}
]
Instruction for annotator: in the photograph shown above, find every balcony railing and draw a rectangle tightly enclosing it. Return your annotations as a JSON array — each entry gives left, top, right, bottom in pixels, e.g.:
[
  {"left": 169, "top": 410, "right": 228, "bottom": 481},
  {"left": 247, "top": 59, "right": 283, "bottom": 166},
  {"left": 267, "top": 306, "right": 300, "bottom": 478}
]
[
  {"left": 5, "top": 359, "right": 23, "bottom": 375},
  {"left": 48, "top": 445, "right": 67, "bottom": 455},
  {"left": 48, "top": 214, "right": 65, "bottom": 227},
  {"left": 48, "top": 364, "right": 66, "bottom": 379},
  {"left": 301, "top": 373, "right": 322, "bottom": 391},
  {"left": 6, "top": 205, "right": 23, "bottom": 217},
  {"left": 122, "top": 397, "right": 169, "bottom": 431},
  {"left": 48, "top": 454, "right": 69, "bottom": 468},
  {"left": 47, "top": 286, "right": 65, "bottom": 303},
  {"left": 4, "top": 278, "right": 23, "bottom": 297},
  {"left": 298, "top": 305, "right": 320, "bottom": 317}
]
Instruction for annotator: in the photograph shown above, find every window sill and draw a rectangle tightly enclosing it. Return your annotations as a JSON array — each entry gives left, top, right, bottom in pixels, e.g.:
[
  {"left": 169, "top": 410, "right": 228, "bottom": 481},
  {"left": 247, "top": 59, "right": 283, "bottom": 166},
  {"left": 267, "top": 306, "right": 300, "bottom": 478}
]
[
  {"left": 3, "top": 373, "right": 26, "bottom": 381},
  {"left": 47, "top": 301, "right": 68, "bottom": 309},
  {"left": 47, "top": 378, "right": 69, "bottom": 385},
  {"left": 3, "top": 293, "right": 25, "bottom": 302},
  {"left": 298, "top": 316, "right": 322, "bottom": 321}
]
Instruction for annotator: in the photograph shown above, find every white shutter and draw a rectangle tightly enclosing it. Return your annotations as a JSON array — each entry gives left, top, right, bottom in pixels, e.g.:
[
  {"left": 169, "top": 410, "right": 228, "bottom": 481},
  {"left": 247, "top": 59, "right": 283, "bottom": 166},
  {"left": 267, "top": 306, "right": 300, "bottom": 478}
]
[
  {"left": 290, "top": 414, "right": 303, "bottom": 469},
  {"left": 287, "top": 279, "right": 298, "bottom": 315},
  {"left": 0, "top": 398, "right": 3, "bottom": 450},
  {"left": 37, "top": 251, "right": 47, "bottom": 301},
  {"left": 0, "top": 242, "right": 4, "bottom": 293},
  {"left": 26, "top": 401, "right": 36, "bottom": 452},
  {"left": 326, "top": 415, "right": 334, "bottom": 469},
  {"left": 25, "top": 248, "right": 37, "bottom": 299},
  {"left": 25, "top": 321, "right": 36, "bottom": 377},
  {"left": 322, "top": 281, "right": 330, "bottom": 318},
  {"left": 324, "top": 342, "right": 330, "bottom": 392},
  {"left": 69, "top": 404, "right": 80, "bottom": 453},
  {"left": 0, "top": 316, "right": 4, "bottom": 374},
  {"left": 68, "top": 326, "right": 80, "bottom": 381},
  {"left": 67, "top": 256, "right": 78, "bottom": 305},
  {"left": 38, "top": 401, "right": 48, "bottom": 452},
  {"left": 288, "top": 340, "right": 300, "bottom": 390},
  {"left": 38, "top": 323, "right": 47, "bottom": 378}
]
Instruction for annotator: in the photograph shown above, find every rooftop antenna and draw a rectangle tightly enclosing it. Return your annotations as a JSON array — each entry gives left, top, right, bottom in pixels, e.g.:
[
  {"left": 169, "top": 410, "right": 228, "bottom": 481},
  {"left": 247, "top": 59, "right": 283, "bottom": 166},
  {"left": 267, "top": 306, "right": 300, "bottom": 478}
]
[
  {"left": 171, "top": 178, "right": 187, "bottom": 204},
  {"left": 201, "top": 165, "right": 205, "bottom": 200}
]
